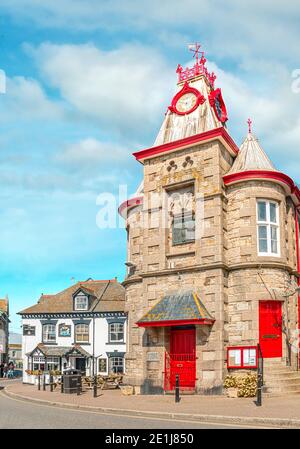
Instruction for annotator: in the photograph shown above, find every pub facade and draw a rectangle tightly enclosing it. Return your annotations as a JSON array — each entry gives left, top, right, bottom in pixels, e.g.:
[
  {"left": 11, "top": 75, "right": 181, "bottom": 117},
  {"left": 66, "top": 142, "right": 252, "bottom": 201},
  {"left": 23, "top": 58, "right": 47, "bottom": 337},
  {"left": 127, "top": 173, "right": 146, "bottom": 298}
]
[{"left": 19, "top": 279, "right": 127, "bottom": 383}]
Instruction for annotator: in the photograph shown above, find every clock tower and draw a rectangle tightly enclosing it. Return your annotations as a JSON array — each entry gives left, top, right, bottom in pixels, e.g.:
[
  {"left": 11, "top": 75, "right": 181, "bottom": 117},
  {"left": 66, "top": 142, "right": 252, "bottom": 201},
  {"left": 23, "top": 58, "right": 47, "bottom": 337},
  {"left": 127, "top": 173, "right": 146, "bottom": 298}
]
[
  {"left": 119, "top": 43, "right": 300, "bottom": 397},
  {"left": 154, "top": 44, "right": 228, "bottom": 146},
  {"left": 120, "top": 44, "right": 239, "bottom": 394}
]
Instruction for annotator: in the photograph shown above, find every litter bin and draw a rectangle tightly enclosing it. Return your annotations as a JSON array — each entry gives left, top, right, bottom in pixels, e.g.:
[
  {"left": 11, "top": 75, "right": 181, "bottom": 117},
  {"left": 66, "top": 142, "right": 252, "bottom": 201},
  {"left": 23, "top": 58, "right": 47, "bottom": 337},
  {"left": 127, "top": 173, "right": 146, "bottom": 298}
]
[{"left": 63, "top": 369, "right": 81, "bottom": 394}]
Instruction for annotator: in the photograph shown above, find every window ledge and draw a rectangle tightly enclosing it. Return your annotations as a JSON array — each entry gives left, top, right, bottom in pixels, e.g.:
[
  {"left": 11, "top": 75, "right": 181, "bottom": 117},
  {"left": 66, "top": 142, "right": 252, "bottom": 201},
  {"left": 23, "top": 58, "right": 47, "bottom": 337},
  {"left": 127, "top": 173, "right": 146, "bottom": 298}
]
[
  {"left": 172, "top": 240, "right": 195, "bottom": 247},
  {"left": 106, "top": 342, "right": 125, "bottom": 345},
  {"left": 166, "top": 250, "right": 195, "bottom": 257}
]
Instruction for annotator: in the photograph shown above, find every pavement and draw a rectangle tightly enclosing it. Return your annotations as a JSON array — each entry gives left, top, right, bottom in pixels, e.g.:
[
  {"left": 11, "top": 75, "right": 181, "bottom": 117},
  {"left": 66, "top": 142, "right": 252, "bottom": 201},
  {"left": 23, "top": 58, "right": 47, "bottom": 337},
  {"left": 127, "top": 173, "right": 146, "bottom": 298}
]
[
  {"left": 1, "top": 391, "right": 233, "bottom": 429},
  {"left": 2, "top": 381, "right": 300, "bottom": 428}
]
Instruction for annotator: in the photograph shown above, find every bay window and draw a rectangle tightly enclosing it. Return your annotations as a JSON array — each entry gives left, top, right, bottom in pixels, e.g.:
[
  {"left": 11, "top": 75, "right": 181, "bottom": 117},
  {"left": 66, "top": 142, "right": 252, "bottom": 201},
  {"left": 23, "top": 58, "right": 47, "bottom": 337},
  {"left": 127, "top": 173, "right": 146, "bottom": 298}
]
[
  {"left": 47, "top": 357, "right": 60, "bottom": 371},
  {"left": 32, "top": 356, "right": 45, "bottom": 371},
  {"left": 257, "top": 200, "right": 280, "bottom": 256}
]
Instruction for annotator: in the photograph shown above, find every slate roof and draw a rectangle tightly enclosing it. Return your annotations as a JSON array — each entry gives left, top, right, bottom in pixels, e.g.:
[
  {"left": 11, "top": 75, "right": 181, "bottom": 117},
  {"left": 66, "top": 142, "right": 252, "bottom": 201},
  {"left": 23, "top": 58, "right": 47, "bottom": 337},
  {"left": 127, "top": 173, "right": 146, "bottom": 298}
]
[
  {"left": 227, "top": 132, "right": 276, "bottom": 174},
  {"left": 28, "top": 343, "right": 91, "bottom": 358},
  {"left": 137, "top": 291, "right": 215, "bottom": 326},
  {"left": 19, "top": 279, "right": 125, "bottom": 315}
]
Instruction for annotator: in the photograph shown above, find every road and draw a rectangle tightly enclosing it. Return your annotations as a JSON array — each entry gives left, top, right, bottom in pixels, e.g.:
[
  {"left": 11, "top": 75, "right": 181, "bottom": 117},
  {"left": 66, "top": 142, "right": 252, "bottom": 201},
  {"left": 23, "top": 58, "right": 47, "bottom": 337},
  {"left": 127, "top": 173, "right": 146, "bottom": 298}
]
[{"left": 0, "top": 390, "right": 245, "bottom": 429}]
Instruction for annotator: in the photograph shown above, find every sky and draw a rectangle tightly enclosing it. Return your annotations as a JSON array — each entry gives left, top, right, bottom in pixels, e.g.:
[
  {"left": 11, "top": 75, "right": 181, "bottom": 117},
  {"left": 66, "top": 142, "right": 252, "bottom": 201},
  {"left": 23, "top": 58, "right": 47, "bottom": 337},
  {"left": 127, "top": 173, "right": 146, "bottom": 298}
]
[{"left": 0, "top": 0, "right": 300, "bottom": 332}]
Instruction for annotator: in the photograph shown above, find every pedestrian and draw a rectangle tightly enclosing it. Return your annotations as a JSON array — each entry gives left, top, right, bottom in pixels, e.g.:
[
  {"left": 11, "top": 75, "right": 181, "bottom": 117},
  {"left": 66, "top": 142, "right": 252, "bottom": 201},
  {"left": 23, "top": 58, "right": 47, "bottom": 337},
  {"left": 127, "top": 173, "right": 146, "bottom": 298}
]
[
  {"left": 7, "top": 362, "right": 14, "bottom": 379},
  {"left": 0, "top": 362, "right": 4, "bottom": 378},
  {"left": 3, "top": 363, "right": 8, "bottom": 378}
]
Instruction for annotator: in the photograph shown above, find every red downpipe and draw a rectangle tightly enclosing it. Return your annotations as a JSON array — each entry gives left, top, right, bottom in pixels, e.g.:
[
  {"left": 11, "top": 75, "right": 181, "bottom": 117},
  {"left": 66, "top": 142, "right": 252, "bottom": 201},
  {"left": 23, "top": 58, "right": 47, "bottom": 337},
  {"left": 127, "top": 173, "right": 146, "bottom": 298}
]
[{"left": 295, "top": 207, "right": 300, "bottom": 367}]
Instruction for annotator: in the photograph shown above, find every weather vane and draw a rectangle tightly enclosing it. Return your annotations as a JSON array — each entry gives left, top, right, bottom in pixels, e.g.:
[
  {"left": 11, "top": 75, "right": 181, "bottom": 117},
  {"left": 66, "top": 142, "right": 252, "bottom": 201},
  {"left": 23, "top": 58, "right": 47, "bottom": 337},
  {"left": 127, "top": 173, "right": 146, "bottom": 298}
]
[
  {"left": 247, "top": 118, "right": 252, "bottom": 133},
  {"left": 188, "top": 42, "right": 202, "bottom": 65}
]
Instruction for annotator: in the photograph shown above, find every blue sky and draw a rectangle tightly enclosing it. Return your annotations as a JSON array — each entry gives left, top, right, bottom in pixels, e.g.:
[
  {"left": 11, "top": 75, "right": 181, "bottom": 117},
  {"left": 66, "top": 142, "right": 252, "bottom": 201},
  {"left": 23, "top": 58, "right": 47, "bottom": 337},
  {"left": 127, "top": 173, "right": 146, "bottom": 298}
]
[{"left": 0, "top": 0, "right": 300, "bottom": 332}]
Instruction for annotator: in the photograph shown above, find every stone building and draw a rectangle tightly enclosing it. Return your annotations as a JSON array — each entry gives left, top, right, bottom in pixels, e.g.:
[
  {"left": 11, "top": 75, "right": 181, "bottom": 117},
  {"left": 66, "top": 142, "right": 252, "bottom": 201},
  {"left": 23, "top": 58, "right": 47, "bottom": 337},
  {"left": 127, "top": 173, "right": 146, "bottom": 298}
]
[{"left": 119, "top": 45, "right": 300, "bottom": 395}]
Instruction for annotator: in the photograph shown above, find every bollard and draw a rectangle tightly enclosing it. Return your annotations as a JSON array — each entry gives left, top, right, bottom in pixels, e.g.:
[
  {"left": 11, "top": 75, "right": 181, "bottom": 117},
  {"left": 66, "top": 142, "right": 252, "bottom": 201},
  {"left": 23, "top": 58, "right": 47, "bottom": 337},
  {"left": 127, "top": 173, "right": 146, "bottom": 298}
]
[
  {"left": 50, "top": 374, "right": 53, "bottom": 392},
  {"left": 43, "top": 374, "right": 46, "bottom": 391},
  {"left": 175, "top": 374, "right": 180, "bottom": 403},
  {"left": 93, "top": 375, "right": 97, "bottom": 398},
  {"left": 38, "top": 374, "right": 41, "bottom": 391},
  {"left": 61, "top": 375, "right": 64, "bottom": 393},
  {"left": 256, "top": 372, "right": 262, "bottom": 407}
]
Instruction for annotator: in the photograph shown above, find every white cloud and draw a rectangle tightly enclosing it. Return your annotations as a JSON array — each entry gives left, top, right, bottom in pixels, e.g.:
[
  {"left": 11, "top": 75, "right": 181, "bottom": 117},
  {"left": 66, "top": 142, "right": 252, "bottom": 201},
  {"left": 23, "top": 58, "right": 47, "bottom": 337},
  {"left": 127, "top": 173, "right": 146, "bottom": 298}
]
[
  {"left": 57, "top": 138, "right": 129, "bottom": 166},
  {"left": 2, "top": 1, "right": 300, "bottom": 66},
  {"left": 26, "top": 42, "right": 174, "bottom": 138},
  {"left": 0, "top": 76, "right": 64, "bottom": 122}
]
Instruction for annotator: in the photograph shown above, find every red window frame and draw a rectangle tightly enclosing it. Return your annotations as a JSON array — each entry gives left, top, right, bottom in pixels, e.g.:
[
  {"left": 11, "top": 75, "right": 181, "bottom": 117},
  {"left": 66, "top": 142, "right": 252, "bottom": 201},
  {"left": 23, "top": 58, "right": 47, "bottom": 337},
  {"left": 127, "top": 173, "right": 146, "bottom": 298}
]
[{"left": 227, "top": 346, "right": 258, "bottom": 369}]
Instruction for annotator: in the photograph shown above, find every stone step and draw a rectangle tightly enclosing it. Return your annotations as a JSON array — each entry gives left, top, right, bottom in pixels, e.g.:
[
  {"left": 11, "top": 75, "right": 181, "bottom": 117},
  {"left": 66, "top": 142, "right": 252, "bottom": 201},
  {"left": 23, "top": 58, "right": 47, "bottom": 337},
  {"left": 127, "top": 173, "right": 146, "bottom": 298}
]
[
  {"left": 264, "top": 367, "right": 294, "bottom": 374},
  {"left": 264, "top": 373, "right": 300, "bottom": 381},
  {"left": 264, "top": 390, "right": 300, "bottom": 398},
  {"left": 265, "top": 382, "right": 300, "bottom": 393},
  {"left": 265, "top": 377, "right": 300, "bottom": 387},
  {"left": 264, "top": 358, "right": 285, "bottom": 365}
]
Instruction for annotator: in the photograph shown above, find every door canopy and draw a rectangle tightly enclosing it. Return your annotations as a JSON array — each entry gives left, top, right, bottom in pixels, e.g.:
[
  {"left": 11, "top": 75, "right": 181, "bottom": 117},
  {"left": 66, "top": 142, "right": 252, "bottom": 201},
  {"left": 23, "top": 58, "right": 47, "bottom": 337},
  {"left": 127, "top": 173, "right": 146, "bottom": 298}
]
[{"left": 137, "top": 291, "right": 215, "bottom": 327}]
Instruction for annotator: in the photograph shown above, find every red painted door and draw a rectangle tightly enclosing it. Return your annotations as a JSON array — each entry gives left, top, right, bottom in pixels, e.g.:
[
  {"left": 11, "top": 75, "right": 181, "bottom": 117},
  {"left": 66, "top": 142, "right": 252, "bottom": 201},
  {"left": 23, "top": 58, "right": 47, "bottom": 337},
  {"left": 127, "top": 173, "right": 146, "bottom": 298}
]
[
  {"left": 166, "top": 328, "right": 196, "bottom": 391},
  {"left": 259, "top": 301, "right": 282, "bottom": 358}
]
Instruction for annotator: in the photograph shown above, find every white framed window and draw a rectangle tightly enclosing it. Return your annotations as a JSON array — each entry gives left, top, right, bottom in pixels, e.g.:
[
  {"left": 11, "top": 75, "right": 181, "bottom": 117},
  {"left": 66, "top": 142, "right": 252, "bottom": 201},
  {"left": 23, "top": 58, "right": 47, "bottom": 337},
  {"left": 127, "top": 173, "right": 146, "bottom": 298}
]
[
  {"left": 47, "top": 357, "right": 60, "bottom": 371},
  {"left": 109, "top": 322, "right": 124, "bottom": 342},
  {"left": 257, "top": 200, "right": 280, "bottom": 256},
  {"left": 109, "top": 356, "right": 124, "bottom": 374},
  {"left": 42, "top": 324, "right": 56, "bottom": 343},
  {"left": 75, "top": 323, "right": 89, "bottom": 343},
  {"left": 74, "top": 295, "right": 88, "bottom": 311},
  {"left": 32, "top": 356, "right": 45, "bottom": 371}
]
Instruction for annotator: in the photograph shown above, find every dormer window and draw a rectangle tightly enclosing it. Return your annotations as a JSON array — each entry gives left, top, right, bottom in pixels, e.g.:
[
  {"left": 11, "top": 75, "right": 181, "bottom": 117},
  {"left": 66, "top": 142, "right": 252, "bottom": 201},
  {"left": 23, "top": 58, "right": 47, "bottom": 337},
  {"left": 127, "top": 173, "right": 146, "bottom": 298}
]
[{"left": 74, "top": 294, "right": 89, "bottom": 311}]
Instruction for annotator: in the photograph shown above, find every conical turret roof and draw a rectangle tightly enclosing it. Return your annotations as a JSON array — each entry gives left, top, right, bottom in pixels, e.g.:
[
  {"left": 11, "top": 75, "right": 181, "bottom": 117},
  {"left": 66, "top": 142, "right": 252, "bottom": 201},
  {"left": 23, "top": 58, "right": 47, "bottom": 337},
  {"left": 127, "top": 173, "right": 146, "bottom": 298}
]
[{"left": 227, "top": 132, "right": 277, "bottom": 175}]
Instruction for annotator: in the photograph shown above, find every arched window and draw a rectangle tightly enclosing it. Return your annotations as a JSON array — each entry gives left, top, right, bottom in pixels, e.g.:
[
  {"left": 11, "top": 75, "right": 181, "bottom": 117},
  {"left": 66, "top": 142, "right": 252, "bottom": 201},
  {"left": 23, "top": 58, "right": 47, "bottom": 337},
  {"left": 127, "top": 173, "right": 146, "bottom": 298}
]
[
  {"left": 75, "top": 324, "right": 89, "bottom": 343},
  {"left": 109, "top": 322, "right": 124, "bottom": 343}
]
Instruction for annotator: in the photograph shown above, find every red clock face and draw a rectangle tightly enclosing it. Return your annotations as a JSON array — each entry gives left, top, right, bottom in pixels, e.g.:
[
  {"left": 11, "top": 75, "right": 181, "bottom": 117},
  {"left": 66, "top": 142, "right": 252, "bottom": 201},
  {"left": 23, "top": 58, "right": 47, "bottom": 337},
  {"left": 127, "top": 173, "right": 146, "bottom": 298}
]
[
  {"left": 208, "top": 88, "right": 228, "bottom": 123},
  {"left": 169, "top": 82, "right": 205, "bottom": 116}
]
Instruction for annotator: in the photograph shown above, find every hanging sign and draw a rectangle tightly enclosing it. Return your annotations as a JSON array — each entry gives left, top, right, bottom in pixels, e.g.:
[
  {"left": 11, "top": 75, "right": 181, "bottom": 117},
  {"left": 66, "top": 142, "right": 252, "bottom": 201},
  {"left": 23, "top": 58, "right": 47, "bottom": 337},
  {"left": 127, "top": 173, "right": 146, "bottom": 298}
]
[{"left": 59, "top": 324, "right": 71, "bottom": 337}]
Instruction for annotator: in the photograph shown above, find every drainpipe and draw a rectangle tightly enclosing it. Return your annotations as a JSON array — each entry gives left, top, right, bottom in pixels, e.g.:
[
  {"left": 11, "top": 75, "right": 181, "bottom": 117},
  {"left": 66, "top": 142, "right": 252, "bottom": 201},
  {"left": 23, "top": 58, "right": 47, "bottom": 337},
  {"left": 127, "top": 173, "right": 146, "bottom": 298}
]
[
  {"left": 295, "top": 207, "right": 300, "bottom": 369},
  {"left": 91, "top": 280, "right": 111, "bottom": 376}
]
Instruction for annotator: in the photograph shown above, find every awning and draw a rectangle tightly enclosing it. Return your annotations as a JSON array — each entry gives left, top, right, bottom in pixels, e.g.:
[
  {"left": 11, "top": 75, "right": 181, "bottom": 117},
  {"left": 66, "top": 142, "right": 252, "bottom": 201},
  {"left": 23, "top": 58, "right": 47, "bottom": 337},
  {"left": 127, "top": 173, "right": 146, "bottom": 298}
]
[{"left": 137, "top": 291, "right": 215, "bottom": 327}]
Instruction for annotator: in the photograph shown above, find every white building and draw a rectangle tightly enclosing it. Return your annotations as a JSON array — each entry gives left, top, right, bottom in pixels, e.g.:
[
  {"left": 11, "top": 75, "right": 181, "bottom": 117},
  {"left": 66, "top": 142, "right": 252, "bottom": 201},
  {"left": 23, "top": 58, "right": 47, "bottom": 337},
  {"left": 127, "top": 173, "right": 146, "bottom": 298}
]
[{"left": 19, "top": 279, "right": 126, "bottom": 383}]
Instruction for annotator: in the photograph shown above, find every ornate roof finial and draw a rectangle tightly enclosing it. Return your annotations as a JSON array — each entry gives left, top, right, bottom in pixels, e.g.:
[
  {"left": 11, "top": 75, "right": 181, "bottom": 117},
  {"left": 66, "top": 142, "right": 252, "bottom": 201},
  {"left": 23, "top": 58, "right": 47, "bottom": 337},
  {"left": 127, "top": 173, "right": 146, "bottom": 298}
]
[
  {"left": 247, "top": 118, "right": 252, "bottom": 134},
  {"left": 188, "top": 42, "right": 201, "bottom": 65},
  {"left": 177, "top": 43, "right": 217, "bottom": 86}
]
